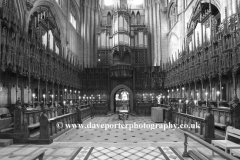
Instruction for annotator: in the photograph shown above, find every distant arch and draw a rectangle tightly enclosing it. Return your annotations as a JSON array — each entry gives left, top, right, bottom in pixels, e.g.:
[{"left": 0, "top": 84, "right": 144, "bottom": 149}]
[
  {"left": 168, "top": 32, "right": 179, "bottom": 61},
  {"left": 110, "top": 85, "right": 133, "bottom": 112}
]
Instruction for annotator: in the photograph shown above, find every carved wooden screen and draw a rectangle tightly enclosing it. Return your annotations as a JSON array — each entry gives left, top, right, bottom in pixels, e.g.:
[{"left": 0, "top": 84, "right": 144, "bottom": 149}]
[{"left": 134, "top": 50, "right": 147, "bottom": 65}]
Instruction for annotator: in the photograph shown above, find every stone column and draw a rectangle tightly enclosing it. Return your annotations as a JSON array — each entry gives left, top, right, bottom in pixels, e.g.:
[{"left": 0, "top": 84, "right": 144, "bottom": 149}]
[
  {"left": 153, "top": 0, "right": 157, "bottom": 65},
  {"left": 89, "top": 0, "right": 94, "bottom": 67},
  {"left": 94, "top": 0, "right": 99, "bottom": 67},
  {"left": 150, "top": 0, "right": 154, "bottom": 65},
  {"left": 87, "top": 2, "right": 91, "bottom": 66},
  {"left": 156, "top": 2, "right": 161, "bottom": 65},
  {"left": 83, "top": 1, "right": 88, "bottom": 67}
]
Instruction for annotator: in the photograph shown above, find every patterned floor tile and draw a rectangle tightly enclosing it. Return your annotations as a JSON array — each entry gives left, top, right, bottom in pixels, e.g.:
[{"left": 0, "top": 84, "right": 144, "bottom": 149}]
[
  {"left": 74, "top": 147, "right": 92, "bottom": 160},
  {"left": 72, "top": 147, "right": 183, "bottom": 160},
  {"left": 159, "top": 147, "right": 182, "bottom": 160}
]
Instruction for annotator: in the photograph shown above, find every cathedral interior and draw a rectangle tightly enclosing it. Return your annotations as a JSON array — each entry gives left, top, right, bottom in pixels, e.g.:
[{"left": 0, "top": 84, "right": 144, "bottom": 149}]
[{"left": 0, "top": 0, "right": 240, "bottom": 159}]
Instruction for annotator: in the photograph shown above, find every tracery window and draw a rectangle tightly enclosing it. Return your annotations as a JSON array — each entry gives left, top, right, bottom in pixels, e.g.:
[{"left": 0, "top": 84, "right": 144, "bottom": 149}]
[
  {"left": 107, "top": 12, "right": 111, "bottom": 25},
  {"left": 136, "top": 11, "right": 141, "bottom": 25},
  {"left": 70, "top": 1, "right": 77, "bottom": 29},
  {"left": 70, "top": 12, "right": 77, "bottom": 29}
]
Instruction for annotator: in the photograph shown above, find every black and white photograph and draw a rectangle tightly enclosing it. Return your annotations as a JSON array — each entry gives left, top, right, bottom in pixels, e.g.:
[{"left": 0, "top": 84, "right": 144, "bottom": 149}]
[{"left": 0, "top": 0, "right": 239, "bottom": 159}]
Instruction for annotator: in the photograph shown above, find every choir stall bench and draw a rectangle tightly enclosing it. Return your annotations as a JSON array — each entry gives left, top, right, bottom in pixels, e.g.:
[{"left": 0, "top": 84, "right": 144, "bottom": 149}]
[{"left": 211, "top": 126, "right": 240, "bottom": 156}]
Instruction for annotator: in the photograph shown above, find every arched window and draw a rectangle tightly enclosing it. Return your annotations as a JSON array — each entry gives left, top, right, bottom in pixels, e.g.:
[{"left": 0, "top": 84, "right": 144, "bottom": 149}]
[
  {"left": 49, "top": 30, "right": 54, "bottom": 50},
  {"left": 41, "top": 29, "right": 58, "bottom": 52},
  {"left": 107, "top": 12, "right": 111, "bottom": 25},
  {"left": 131, "top": 11, "right": 135, "bottom": 24},
  {"left": 70, "top": 12, "right": 77, "bottom": 29},
  {"left": 42, "top": 32, "right": 48, "bottom": 47},
  {"left": 169, "top": 3, "right": 177, "bottom": 29},
  {"left": 136, "top": 11, "right": 140, "bottom": 25}
]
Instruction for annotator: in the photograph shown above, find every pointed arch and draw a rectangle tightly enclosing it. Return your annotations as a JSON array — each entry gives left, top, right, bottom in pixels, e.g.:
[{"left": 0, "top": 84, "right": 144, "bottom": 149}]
[
  {"left": 110, "top": 85, "right": 134, "bottom": 112},
  {"left": 107, "top": 12, "right": 111, "bottom": 25},
  {"left": 168, "top": 32, "right": 179, "bottom": 61},
  {"left": 131, "top": 11, "right": 135, "bottom": 24},
  {"left": 136, "top": 11, "right": 140, "bottom": 24}
]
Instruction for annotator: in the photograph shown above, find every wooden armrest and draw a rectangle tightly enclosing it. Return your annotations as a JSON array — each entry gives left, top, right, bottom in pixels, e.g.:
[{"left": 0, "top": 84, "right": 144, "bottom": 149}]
[
  {"left": 215, "top": 123, "right": 226, "bottom": 129},
  {"left": 28, "top": 123, "right": 40, "bottom": 129},
  {"left": 0, "top": 127, "right": 14, "bottom": 133}
]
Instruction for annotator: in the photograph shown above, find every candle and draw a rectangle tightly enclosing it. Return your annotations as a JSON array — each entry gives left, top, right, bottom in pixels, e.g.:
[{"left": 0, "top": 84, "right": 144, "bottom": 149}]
[
  {"left": 217, "top": 91, "right": 220, "bottom": 107},
  {"left": 51, "top": 94, "right": 54, "bottom": 106},
  {"left": 32, "top": 93, "right": 35, "bottom": 106},
  {"left": 194, "top": 100, "right": 197, "bottom": 106},
  {"left": 43, "top": 94, "right": 46, "bottom": 106}
]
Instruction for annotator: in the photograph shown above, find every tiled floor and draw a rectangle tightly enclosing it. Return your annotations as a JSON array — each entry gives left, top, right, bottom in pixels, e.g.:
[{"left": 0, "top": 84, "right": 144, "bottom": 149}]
[
  {"left": 0, "top": 115, "right": 228, "bottom": 160},
  {"left": 74, "top": 146, "right": 183, "bottom": 160},
  {"left": 0, "top": 145, "right": 186, "bottom": 160}
]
